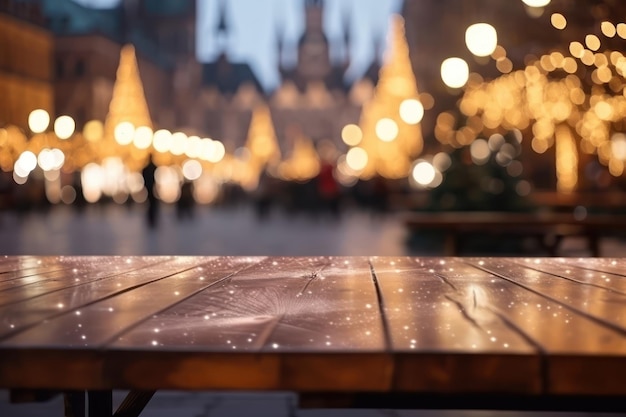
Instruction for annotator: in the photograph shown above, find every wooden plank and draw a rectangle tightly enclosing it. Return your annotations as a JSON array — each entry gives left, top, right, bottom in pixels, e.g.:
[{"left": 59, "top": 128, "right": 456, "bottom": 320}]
[
  {"left": 467, "top": 258, "right": 626, "bottom": 395},
  {"left": 544, "top": 257, "right": 626, "bottom": 278},
  {"left": 470, "top": 258, "right": 626, "bottom": 333},
  {"left": 0, "top": 257, "right": 213, "bottom": 339},
  {"left": 511, "top": 258, "right": 626, "bottom": 295},
  {"left": 0, "top": 257, "right": 263, "bottom": 348},
  {"left": 0, "top": 257, "right": 168, "bottom": 306},
  {"left": 109, "top": 257, "right": 391, "bottom": 391},
  {"left": 370, "top": 257, "right": 539, "bottom": 394}
]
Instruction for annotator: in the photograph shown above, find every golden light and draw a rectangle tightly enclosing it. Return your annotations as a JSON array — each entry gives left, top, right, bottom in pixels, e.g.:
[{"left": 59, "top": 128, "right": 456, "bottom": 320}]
[
  {"left": 185, "top": 136, "right": 203, "bottom": 158},
  {"left": 205, "top": 140, "right": 225, "bottom": 163},
  {"left": 54, "top": 115, "right": 75, "bottom": 139},
  {"left": 550, "top": 13, "right": 566, "bottom": 30},
  {"left": 375, "top": 118, "right": 399, "bottom": 142},
  {"left": 152, "top": 129, "right": 173, "bottom": 153},
  {"left": 399, "top": 99, "right": 424, "bottom": 124},
  {"left": 521, "top": 0, "right": 550, "bottom": 6},
  {"left": 170, "top": 132, "right": 187, "bottom": 156},
  {"left": 441, "top": 57, "right": 469, "bottom": 88},
  {"left": 411, "top": 160, "right": 436, "bottom": 186},
  {"left": 618, "top": 23, "right": 626, "bottom": 39},
  {"left": 569, "top": 41, "right": 584, "bottom": 58},
  {"left": 114, "top": 122, "right": 135, "bottom": 145},
  {"left": 341, "top": 124, "right": 363, "bottom": 146},
  {"left": 585, "top": 34, "right": 601, "bottom": 51},
  {"left": 28, "top": 109, "right": 50, "bottom": 133},
  {"left": 601, "top": 21, "right": 616, "bottom": 38},
  {"left": 611, "top": 133, "right": 626, "bottom": 160},
  {"left": 346, "top": 147, "right": 368, "bottom": 171},
  {"left": 465, "top": 23, "right": 498, "bottom": 57},
  {"left": 133, "top": 126, "right": 153, "bottom": 149},
  {"left": 83, "top": 120, "right": 104, "bottom": 142}
]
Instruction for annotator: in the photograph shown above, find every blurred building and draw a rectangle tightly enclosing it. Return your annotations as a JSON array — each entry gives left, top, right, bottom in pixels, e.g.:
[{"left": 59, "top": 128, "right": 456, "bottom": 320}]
[
  {"left": 0, "top": 0, "right": 54, "bottom": 130},
  {"left": 189, "top": 0, "right": 381, "bottom": 153}
]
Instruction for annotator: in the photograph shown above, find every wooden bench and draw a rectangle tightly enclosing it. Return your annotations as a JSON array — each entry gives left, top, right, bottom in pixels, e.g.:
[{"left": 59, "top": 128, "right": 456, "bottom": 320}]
[
  {"left": 0, "top": 256, "right": 625, "bottom": 416},
  {"left": 402, "top": 211, "right": 626, "bottom": 256}
]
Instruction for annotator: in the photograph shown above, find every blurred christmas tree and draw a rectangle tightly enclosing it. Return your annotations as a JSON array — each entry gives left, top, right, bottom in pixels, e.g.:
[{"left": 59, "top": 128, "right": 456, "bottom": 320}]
[
  {"left": 357, "top": 14, "right": 424, "bottom": 179},
  {"left": 427, "top": 131, "right": 535, "bottom": 212}
]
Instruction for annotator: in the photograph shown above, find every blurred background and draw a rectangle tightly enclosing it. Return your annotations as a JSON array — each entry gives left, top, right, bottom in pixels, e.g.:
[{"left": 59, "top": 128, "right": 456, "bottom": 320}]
[{"left": 2, "top": 0, "right": 626, "bottom": 256}]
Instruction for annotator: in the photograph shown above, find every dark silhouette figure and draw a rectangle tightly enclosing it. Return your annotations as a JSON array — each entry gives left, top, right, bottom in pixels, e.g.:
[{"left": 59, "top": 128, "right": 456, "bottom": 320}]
[{"left": 142, "top": 156, "right": 158, "bottom": 228}]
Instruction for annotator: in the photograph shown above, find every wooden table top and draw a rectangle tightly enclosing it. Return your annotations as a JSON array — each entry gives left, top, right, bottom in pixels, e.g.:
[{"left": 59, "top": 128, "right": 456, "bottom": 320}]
[{"left": 0, "top": 256, "right": 625, "bottom": 396}]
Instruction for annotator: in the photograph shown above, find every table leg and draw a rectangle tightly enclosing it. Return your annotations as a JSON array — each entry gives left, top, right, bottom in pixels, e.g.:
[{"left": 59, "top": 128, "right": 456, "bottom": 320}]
[
  {"left": 88, "top": 390, "right": 112, "bottom": 417},
  {"left": 114, "top": 391, "right": 156, "bottom": 417},
  {"left": 64, "top": 391, "right": 85, "bottom": 417}
]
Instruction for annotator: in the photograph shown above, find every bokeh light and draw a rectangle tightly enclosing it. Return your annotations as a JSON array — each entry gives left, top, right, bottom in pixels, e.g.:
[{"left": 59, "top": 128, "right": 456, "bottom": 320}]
[
  {"left": 54, "top": 115, "right": 75, "bottom": 139},
  {"left": 346, "top": 147, "right": 368, "bottom": 171},
  {"left": 375, "top": 118, "right": 399, "bottom": 142},
  {"left": 28, "top": 109, "right": 50, "bottom": 133},
  {"left": 341, "top": 124, "right": 363, "bottom": 146},
  {"left": 441, "top": 57, "right": 469, "bottom": 88},
  {"left": 465, "top": 23, "right": 498, "bottom": 57},
  {"left": 399, "top": 99, "right": 424, "bottom": 124},
  {"left": 114, "top": 122, "right": 135, "bottom": 145}
]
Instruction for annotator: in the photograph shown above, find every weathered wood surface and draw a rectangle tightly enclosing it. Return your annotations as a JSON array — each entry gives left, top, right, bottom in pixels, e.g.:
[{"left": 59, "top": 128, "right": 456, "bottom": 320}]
[{"left": 0, "top": 256, "right": 624, "bottom": 396}]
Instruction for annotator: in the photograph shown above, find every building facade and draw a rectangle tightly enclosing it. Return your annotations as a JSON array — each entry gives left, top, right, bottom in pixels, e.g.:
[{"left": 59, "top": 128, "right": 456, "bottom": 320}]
[{"left": 0, "top": 0, "right": 53, "bottom": 130}]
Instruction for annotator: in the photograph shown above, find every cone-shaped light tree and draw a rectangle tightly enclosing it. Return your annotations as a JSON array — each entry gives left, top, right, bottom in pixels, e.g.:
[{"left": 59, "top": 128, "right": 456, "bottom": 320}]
[
  {"left": 243, "top": 103, "right": 281, "bottom": 189},
  {"left": 356, "top": 15, "right": 424, "bottom": 179},
  {"left": 102, "top": 44, "right": 153, "bottom": 170}
]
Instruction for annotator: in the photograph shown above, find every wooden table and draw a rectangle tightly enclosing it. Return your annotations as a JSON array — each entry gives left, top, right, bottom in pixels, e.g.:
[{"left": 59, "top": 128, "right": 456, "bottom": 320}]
[
  {"left": 402, "top": 211, "right": 626, "bottom": 256},
  {"left": 0, "top": 256, "right": 625, "bottom": 416}
]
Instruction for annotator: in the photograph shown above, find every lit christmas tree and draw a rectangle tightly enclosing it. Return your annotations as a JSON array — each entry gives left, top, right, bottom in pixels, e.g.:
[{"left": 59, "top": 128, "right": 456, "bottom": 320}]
[
  {"left": 278, "top": 133, "right": 320, "bottom": 182},
  {"left": 357, "top": 14, "right": 424, "bottom": 179},
  {"left": 102, "top": 44, "right": 153, "bottom": 170},
  {"left": 243, "top": 103, "right": 281, "bottom": 189}
]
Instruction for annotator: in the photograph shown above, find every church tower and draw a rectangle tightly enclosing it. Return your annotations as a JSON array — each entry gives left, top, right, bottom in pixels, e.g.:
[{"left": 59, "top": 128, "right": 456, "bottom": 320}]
[{"left": 296, "top": 0, "right": 331, "bottom": 86}]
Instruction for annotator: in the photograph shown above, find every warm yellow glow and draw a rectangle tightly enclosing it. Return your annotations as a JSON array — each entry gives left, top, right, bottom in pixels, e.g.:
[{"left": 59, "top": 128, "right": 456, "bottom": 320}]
[
  {"left": 152, "top": 129, "right": 173, "bottom": 153},
  {"left": 555, "top": 125, "right": 578, "bottom": 193},
  {"left": 399, "top": 99, "right": 424, "bottom": 124},
  {"left": 375, "top": 118, "right": 399, "bottom": 142},
  {"left": 496, "top": 58, "right": 513, "bottom": 74},
  {"left": 601, "top": 21, "right": 616, "bottom": 38},
  {"left": 184, "top": 136, "right": 203, "bottom": 158},
  {"left": 411, "top": 161, "right": 436, "bottom": 186},
  {"left": 618, "top": 23, "right": 626, "bottom": 39},
  {"left": 133, "top": 126, "right": 153, "bottom": 149},
  {"left": 170, "top": 132, "right": 187, "bottom": 156},
  {"left": 441, "top": 57, "right": 469, "bottom": 88},
  {"left": 346, "top": 147, "right": 368, "bottom": 171},
  {"left": 28, "top": 109, "right": 50, "bottom": 133},
  {"left": 585, "top": 34, "right": 601, "bottom": 51},
  {"left": 594, "top": 101, "right": 614, "bottom": 120},
  {"left": 521, "top": 0, "right": 550, "bottom": 6},
  {"left": 341, "top": 124, "right": 363, "bottom": 146},
  {"left": 114, "top": 122, "right": 135, "bottom": 145},
  {"left": 465, "top": 23, "right": 498, "bottom": 57},
  {"left": 54, "top": 115, "right": 75, "bottom": 139},
  {"left": 83, "top": 120, "right": 104, "bottom": 142},
  {"left": 611, "top": 133, "right": 626, "bottom": 160},
  {"left": 569, "top": 41, "right": 584, "bottom": 58},
  {"left": 550, "top": 13, "right": 566, "bottom": 30}
]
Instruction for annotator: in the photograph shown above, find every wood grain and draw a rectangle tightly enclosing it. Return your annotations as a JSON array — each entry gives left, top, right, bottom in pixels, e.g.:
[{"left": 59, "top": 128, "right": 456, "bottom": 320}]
[{"left": 0, "top": 256, "right": 624, "bottom": 397}]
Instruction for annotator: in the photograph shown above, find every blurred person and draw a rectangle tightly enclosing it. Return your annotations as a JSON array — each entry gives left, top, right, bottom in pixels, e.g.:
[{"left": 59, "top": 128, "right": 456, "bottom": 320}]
[{"left": 142, "top": 155, "right": 159, "bottom": 228}]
